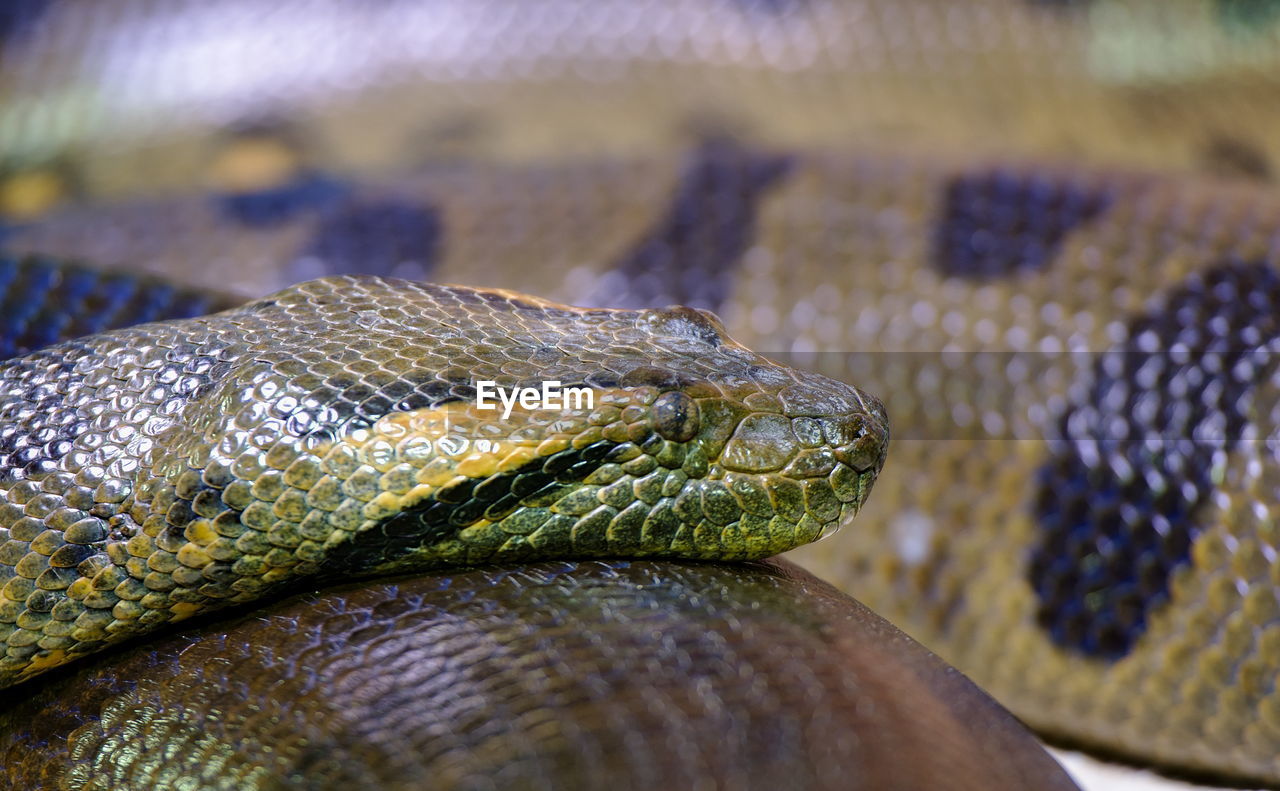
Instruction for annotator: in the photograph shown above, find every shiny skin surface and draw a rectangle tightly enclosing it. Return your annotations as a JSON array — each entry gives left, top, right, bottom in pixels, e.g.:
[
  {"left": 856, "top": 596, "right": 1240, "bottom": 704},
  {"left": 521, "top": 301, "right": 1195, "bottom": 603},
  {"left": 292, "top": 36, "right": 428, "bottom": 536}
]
[
  {"left": 0, "top": 274, "right": 886, "bottom": 688},
  {"left": 0, "top": 559, "right": 1078, "bottom": 791},
  {"left": 0, "top": 256, "right": 237, "bottom": 358},
  {"left": 5, "top": 0, "right": 1280, "bottom": 786}
]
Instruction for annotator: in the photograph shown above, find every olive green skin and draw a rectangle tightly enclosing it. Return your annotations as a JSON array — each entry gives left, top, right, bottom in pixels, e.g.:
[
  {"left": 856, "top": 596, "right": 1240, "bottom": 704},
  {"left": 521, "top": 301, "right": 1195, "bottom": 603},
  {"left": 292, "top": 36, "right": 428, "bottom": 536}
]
[
  {"left": 0, "top": 275, "right": 887, "bottom": 688},
  {"left": 0, "top": 559, "right": 1078, "bottom": 791}
]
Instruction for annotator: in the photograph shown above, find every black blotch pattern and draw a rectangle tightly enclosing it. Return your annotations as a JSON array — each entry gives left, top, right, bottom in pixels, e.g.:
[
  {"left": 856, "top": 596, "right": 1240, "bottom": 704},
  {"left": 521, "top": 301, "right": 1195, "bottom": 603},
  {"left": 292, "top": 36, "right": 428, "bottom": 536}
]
[
  {"left": 604, "top": 139, "right": 794, "bottom": 311},
  {"left": 324, "top": 447, "right": 607, "bottom": 572},
  {"left": 1030, "top": 260, "right": 1280, "bottom": 658},
  {"left": 1201, "top": 135, "right": 1273, "bottom": 182},
  {"left": 217, "top": 172, "right": 346, "bottom": 228},
  {"left": 211, "top": 120, "right": 346, "bottom": 228},
  {"left": 932, "top": 170, "right": 1112, "bottom": 278},
  {"left": 0, "top": 255, "right": 236, "bottom": 359},
  {"left": 296, "top": 200, "right": 442, "bottom": 280}
]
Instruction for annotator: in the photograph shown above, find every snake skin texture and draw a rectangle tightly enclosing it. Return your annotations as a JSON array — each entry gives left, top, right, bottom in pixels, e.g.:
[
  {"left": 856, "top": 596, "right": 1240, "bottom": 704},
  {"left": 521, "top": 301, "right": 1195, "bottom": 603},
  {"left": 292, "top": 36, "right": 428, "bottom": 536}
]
[
  {"left": 4, "top": 0, "right": 1280, "bottom": 787},
  {"left": 0, "top": 559, "right": 1079, "bottom": 791},
  {"left": 0, "top": 256, "right": 236, "bottom": 358},
  {"left": 0, "top": 271, "right": 886, "bottom": 688}
]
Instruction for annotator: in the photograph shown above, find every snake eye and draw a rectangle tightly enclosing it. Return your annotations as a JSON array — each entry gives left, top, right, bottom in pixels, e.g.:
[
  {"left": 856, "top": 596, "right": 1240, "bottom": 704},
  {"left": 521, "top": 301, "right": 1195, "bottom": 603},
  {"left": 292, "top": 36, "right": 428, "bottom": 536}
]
[{"left": 653, "top": 391, "right": 700, "bottom": 442}]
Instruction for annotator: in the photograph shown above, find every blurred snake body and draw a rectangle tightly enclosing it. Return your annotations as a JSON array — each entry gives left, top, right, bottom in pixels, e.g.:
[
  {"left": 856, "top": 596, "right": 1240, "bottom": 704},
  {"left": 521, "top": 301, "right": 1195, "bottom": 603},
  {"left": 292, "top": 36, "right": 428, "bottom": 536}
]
[{"left": 4, "top": 0, "right": 1280, "bottom": 788}]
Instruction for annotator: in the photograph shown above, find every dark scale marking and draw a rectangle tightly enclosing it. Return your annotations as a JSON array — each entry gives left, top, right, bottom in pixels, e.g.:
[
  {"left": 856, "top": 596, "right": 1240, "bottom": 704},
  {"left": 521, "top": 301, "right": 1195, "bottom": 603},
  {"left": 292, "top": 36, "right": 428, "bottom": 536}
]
[
  {"left": 296, "top": 200, "right": 442, "bottom": 281},
  {"left": 932, "top": 169, "right": 1113, "bottom": 278},
  {"left": 601, "top": 139, "right": 794, "bottom": 311},
  {"left": 0, "top": 255, "right": 237, "bottom": 359},
  {"left": 217, "top": 172, "right": 346, "bottom": 228},
  {"left": 211, "top": 120, "right": 347, "bottom": 228},
  {"left": 1030, "top": 260, "right": 1280, "bottom": 658},
  {"left": 1201, "top": 134, "right": 1273, "bottom": 182},
  {"left": 0, "top": 256, "right": 239, "bottom": 480},
  {"left": 323, "top": 449, "right": 607, "bottom": 573}
]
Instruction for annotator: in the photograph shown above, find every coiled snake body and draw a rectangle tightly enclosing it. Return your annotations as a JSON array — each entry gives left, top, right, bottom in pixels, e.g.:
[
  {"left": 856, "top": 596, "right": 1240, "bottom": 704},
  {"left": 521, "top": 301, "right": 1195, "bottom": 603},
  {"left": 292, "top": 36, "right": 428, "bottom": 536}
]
[{"left": 3, "top": 0, "right": 1280, "bottom": 788}]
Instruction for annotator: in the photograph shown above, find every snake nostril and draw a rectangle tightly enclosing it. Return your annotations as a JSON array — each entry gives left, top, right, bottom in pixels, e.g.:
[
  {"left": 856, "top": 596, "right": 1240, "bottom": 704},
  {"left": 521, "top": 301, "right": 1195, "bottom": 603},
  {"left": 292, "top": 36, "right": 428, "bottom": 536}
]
[{"left": 827, "top": 415, "right": 888, "bottom": 475}]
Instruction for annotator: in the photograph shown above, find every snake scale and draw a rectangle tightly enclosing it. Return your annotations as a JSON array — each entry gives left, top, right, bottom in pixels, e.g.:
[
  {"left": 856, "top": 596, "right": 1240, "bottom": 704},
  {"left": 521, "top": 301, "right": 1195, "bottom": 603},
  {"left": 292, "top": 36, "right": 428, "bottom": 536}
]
[{"left": 2, "top": 0, "right": 1280, "bottom": 788}]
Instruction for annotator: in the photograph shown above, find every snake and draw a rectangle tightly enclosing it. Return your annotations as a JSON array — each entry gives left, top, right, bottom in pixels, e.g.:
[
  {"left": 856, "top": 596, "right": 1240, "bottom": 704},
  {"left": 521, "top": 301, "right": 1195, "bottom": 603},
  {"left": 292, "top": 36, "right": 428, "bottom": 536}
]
[
  {"left": 0, "top": 267, "right": 890, "bottom": 683},
  {"left": 0, "top": 264, "right": 1078, "bottom": 791},
  {"left": 2, "top": 0, "right": 1280, "bottom": 788}
]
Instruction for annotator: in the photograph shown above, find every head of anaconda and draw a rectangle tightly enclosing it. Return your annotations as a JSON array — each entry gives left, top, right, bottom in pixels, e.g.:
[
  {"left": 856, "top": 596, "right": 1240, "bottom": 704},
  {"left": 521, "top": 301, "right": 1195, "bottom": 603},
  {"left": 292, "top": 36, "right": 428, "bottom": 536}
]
[{"left": 0, "top": 276, "right": 887, "bottom": 685}]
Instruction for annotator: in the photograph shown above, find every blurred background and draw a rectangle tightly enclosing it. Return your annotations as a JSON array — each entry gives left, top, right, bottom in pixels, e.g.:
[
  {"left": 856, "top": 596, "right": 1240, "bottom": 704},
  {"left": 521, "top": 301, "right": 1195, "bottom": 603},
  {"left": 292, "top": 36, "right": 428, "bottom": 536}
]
[
  {"left": 5, "top": 2, "right": 1280, "bottom": 789},
  {"left": 3, "top": 0, "right": 1280, "bottom": 297}
]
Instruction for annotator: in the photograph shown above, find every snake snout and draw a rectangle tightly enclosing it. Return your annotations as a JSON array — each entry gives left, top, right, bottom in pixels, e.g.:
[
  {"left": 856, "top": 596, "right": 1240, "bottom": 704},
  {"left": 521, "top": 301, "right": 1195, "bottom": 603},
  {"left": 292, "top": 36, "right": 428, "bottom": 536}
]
[
  {"left": 717, "top": 373, "right": 889, "bottom": 539},
  {"left": 780, "top": 380, "right": 889, "bottom": 468},
  {"left": 782, "top": 378, "right": 889, "bottom": 517}
]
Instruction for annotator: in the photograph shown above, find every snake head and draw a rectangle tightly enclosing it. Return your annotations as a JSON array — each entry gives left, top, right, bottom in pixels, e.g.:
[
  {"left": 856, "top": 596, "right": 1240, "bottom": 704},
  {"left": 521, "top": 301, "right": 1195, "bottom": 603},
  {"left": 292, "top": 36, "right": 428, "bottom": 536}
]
[
  {"left": 0, "top": 276, "right": 887, "bottom": 685},
  {"left": 225, "top": 282, "right": 889, "bottom": 574}
]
